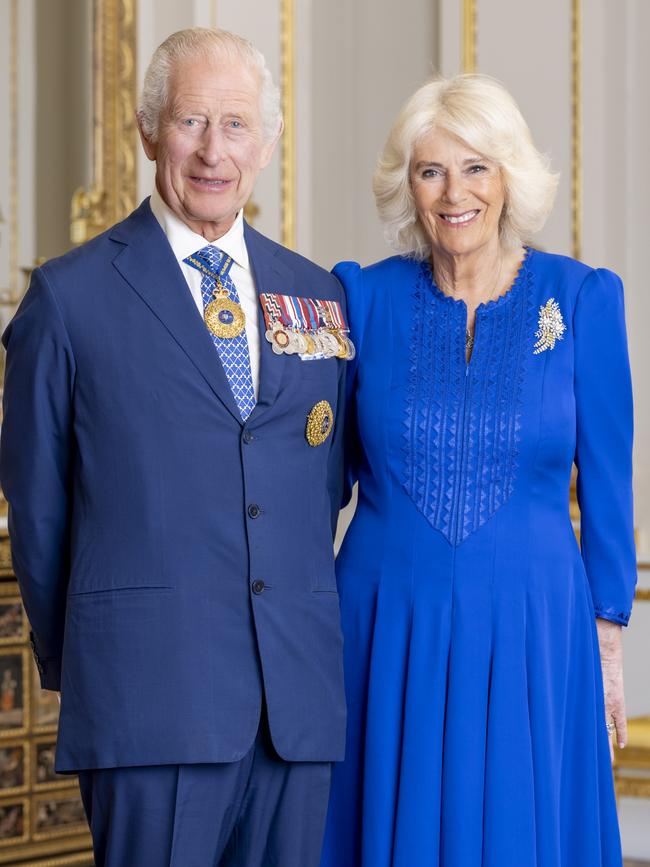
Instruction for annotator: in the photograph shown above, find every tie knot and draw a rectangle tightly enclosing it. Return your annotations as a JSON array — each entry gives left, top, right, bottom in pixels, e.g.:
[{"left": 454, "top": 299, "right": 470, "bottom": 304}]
[
  {"left": 184, "top": 245, "right": 236, "bottom": 281},
  {"left": 191, "top": 244, "right": 222, "bottom": 270}
]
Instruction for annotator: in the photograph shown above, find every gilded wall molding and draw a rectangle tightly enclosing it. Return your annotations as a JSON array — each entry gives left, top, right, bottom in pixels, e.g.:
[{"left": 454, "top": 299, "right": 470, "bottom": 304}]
[
  {"left": 70, "top": 0, "right": 138, "bottom": 245},
  {"left": 0, "top": 0, "right": 21, "bottom": 306},
  {"left": 280, "top": 0, "right": 296, "bottom": 249},
  {"left": 614, "top": 777, "right": 650, "bottom": 799},
  {"left": 0, "top": 0, "right": 29, "bottom": 309},
  {"left": 462, "top": 0, "right": 477, "bottom": 74},
  {"left": 571, "top": 0, "right": 582, "bottom": 261}
]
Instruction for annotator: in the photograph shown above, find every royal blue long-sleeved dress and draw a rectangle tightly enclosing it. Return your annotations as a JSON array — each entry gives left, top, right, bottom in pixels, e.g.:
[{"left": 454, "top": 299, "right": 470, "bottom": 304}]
[{"left": 321, "top": 249, "right": 636, "bottom": 867}]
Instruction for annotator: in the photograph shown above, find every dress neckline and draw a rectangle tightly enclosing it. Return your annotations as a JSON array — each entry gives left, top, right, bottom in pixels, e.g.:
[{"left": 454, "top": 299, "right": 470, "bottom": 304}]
[{"left": 421, "top": 246, "right": 534, "bottom": 314}]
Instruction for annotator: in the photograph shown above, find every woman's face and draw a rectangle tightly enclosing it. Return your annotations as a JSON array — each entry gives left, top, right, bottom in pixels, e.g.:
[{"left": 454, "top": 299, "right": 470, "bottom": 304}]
[{"left": 410, "top": 127, "right": 505, "bottom": 259}]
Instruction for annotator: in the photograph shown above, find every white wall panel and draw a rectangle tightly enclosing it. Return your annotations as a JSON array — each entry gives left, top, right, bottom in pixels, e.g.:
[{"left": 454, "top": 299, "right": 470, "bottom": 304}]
[
  {"left": 308, "top": 0, "right": 438, "bottom": 268},
  {"left": 476, "top": 0, "right": 573, "bottom": 256}
]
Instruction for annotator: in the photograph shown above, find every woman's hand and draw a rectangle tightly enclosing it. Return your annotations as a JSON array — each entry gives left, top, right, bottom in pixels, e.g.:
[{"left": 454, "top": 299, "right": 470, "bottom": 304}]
[{"left": 596, "top": 618, "right": 627, "bottom": 761}]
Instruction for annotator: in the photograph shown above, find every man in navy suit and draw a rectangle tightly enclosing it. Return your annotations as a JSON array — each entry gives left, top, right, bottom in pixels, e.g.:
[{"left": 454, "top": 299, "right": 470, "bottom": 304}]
[{"left": 1, "top": 27, "right": 348, "bottom": 867}]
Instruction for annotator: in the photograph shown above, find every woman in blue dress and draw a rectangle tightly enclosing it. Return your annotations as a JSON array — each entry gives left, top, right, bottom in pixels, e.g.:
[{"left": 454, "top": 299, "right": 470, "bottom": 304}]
[{"left": 321, "top": 74, "right": 636, "bottom": 867}]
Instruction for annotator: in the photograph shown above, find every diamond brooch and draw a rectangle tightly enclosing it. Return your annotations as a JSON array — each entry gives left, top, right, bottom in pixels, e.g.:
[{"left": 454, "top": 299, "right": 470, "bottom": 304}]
[{"left": 533, "top": 298, "right": 566, "bottom": 355}]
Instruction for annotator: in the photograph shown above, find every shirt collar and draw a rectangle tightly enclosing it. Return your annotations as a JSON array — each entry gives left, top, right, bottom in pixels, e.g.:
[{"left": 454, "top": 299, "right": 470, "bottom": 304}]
[{"left": 149, "top": 186, "right": 249, "bottom": 271}]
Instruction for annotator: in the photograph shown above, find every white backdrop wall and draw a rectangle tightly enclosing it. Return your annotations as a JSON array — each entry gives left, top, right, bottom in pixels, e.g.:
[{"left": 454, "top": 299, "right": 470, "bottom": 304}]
[{"left": 307, "top": 0, "right": 439, "bottom": 268}]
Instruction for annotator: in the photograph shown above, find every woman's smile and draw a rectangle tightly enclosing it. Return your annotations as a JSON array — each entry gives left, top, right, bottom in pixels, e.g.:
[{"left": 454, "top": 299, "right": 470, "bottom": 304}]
[{"left": 438, "top": 209, "right": 481, "bottom": 226}]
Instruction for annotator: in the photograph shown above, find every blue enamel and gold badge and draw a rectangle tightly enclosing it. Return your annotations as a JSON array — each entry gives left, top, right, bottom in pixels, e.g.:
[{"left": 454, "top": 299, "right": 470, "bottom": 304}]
[{"left": 306, "top": 400, "right": 334, "bottom": 447}]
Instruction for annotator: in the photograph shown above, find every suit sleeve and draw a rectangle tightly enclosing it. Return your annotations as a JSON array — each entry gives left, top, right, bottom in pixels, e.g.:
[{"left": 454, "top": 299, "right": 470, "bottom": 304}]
[
  {"left": 574, "top": 267, "right": 636, "bottom": 625},
  {"left": 1, "top": 267, "right": 76, "bottom": 688},
  {"left": 332, "top": 261, "right": 365, "bottom": 509}
]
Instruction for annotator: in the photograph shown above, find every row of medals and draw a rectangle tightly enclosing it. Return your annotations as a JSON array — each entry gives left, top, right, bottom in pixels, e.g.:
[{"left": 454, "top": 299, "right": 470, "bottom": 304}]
[
  {"left": 265, "top": 320, "right": 355, "bottom": 360},
  {"left": 203, "top": 288, "right": 355, "bottom": 361}
]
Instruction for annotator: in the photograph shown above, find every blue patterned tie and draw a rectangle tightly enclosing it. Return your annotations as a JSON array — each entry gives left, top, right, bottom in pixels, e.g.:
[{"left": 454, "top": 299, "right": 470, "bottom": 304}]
[{"left": 184, "top": 245, "right": 256, "bottom": 421}]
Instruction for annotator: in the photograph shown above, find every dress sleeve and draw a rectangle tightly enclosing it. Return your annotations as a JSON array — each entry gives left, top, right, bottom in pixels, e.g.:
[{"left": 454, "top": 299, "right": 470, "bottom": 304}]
[
  {"left": 332, "top": 261, "right": 365, "bottom": 508},
  {"left": 574, "top": 267, "right": 636, "bottom": 625}
]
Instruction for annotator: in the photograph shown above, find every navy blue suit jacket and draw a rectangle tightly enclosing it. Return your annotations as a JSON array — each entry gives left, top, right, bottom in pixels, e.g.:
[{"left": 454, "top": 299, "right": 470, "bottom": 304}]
[{"left": 0, "top": 199, "right": 347, "bottom": 771}]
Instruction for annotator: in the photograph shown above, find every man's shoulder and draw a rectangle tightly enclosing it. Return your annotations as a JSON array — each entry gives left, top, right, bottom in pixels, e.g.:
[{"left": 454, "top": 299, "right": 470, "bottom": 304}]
[
  {"left": 42, "top": 199, "right": 156, "bottom": 279},
  {"left": 244, "top": 224, "right": 342, "bottom": 300}
]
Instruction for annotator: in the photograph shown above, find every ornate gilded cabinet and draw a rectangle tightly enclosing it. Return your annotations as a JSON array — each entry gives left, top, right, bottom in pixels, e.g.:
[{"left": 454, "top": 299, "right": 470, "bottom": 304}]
[{"left": 0, "top": 531, "right": 93, "bottom": 866}]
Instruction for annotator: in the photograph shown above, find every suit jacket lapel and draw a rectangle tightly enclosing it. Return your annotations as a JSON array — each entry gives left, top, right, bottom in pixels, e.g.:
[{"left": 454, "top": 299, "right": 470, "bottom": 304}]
[
  {"left": 110, "top": 200, "right": 243, "bottom": 424},
  {"left": 244, "top": 223, "right": 291, "bottom": 423}
]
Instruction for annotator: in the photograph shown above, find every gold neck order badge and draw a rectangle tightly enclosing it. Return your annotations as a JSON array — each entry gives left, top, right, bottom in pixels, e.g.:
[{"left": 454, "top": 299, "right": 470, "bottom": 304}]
[
  {"left": 204, "top": 291, "right": 246, "bottom": 339},
  {"left": 186, "top": 254, "right": 246, "bottom": 340}
]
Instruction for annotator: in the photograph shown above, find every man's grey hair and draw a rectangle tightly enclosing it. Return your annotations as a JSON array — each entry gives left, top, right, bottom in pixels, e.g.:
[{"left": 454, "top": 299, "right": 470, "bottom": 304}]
[{"left": 137, "top": 27, "right": 283, "bottom": 143}]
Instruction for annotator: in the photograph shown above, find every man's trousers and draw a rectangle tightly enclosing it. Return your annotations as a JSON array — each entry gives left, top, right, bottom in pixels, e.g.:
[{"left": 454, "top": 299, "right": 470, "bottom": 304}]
[{"left": 77, "top": 713, "right": 332, "bottom": 867}]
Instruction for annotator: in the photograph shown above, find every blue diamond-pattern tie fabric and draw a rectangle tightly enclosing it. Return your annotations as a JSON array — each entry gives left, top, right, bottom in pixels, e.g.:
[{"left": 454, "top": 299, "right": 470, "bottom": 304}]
[{"left": 184, "top": 245, "right": 256, "bottom": 421}]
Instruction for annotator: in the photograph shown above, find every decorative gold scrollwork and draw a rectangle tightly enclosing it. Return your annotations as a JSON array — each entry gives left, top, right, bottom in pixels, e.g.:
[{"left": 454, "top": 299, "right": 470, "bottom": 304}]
[{"left": 70, "top": 0, "right": 138, "bottom": 245}]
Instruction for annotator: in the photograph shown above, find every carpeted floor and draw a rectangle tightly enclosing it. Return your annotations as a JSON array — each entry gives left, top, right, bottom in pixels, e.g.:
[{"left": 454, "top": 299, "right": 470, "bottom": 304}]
[{"left": 624, "top": 860, "right": 650, "bottom": 866}]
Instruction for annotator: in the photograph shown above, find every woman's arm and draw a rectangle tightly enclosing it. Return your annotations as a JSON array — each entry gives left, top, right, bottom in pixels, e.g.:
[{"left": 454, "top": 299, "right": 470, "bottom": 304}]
[{"left": 574, "top": 267, "right": 637, "bottom": 752}]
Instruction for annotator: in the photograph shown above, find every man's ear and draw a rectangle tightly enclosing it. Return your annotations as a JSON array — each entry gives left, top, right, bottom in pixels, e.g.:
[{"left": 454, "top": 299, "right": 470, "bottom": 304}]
[
  {"left": 136, "top": 111, "right": 158, "bottom": 162},
  {"left": 259, "top": 119, "right": 284, "bottom": 170}
]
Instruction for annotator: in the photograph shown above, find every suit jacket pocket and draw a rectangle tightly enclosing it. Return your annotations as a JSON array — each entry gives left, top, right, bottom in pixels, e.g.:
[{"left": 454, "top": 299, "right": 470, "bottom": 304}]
[
  {"left": 65, "top": 585, "right": 177, "bottom": 637},
  {"left": 67, "top": 584, "right": 174, "bottom": 598}
]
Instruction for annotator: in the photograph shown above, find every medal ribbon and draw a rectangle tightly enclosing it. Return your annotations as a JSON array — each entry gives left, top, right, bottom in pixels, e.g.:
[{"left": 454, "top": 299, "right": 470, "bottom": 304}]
[
  {"left": 186, "top": 252, "right": 235, "bottom": 292},
  {"left": 260, "top": 293, "right": 285, "bottom": 328},
  {"left": 259, "top": 292, "right": 349, "bottom": 333},
  {"left": 320, "top": 298, "right": 345, "bottom": 330}
]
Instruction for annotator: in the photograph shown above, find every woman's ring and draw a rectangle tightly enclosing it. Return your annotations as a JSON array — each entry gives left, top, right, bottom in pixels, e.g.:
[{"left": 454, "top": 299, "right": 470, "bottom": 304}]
[{"left": 606, "top": 720, "right": 616, "bottom": 734}]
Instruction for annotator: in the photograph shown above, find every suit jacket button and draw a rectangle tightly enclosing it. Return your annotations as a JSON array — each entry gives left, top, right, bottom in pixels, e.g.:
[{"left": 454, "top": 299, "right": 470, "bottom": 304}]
[
  {"left": 252, "top": 580, "right": 265, "bottom": 595},
  {"left": 243, "top": 430, "right": 254, "bottom": 444},
  {"left": 247, "top": 504, "right": 261, "bottom": 519}
]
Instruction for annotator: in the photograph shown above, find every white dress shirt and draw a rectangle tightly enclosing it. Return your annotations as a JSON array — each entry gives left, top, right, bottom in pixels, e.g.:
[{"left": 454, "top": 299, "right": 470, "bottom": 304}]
[{"left": 149, "top": 187, "right": 261, "bottom": 398}]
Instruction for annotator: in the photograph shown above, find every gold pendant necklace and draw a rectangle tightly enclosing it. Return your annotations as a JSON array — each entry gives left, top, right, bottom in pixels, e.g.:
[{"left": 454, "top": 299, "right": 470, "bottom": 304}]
[{"left": 438, "top": 254, "right": 504, "bottom": 360}]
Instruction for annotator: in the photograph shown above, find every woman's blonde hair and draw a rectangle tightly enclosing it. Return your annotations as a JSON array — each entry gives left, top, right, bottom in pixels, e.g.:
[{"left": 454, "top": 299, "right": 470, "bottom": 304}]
[{"left": 373, "top": 74, "right": 559, "bottom": 259}]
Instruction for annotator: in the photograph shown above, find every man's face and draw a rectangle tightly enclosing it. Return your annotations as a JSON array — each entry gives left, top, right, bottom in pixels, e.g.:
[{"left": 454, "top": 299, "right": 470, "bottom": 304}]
[{"left": 139, "top": 55, "right": 280, "bottom": 241}]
